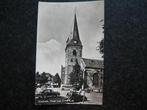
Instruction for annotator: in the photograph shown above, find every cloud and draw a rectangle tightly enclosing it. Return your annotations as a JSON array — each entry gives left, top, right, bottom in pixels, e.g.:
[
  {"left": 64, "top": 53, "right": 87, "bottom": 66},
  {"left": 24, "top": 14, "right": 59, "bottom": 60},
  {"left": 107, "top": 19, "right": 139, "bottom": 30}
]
[
  {"left": 37, "top": 39, "right": 61, "bottom": 54},
  {"left": 36, "top": 39, "right": 64, "bottom": 75}
]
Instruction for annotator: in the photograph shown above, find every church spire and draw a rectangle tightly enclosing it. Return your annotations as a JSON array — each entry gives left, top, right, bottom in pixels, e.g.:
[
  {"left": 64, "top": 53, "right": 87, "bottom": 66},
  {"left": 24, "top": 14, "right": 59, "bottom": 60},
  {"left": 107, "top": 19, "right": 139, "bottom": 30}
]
[
  {"left": 66, "top": 9, "right": 82, "bottom": 49},
  {"left": 73, "top": 12, "right": 80, "bottom": 41}
]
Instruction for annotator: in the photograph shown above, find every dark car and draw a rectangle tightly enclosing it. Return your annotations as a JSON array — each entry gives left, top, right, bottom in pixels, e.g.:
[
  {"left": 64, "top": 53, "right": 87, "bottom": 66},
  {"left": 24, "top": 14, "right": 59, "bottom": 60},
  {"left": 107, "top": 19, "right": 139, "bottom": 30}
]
[
  {"left": 66, "top": 91, "right": 87, "bottom": 102},
  {"left": 42, "top": 89, "right": 60, "bottom": 97},
  {"left": 36, "top": 89, "right": 60, "bottom": 100}
]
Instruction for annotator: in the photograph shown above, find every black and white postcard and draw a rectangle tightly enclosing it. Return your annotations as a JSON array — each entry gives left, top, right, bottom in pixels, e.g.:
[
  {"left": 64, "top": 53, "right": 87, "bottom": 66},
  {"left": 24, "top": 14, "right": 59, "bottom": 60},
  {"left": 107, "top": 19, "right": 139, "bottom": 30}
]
[{"left": 35, "top": 1, "right": 104, "bottom": 105}]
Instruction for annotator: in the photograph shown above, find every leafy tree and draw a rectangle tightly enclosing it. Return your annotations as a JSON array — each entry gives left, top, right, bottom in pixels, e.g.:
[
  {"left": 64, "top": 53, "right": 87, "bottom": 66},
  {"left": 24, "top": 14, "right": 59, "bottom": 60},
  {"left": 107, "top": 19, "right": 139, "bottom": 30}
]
[
  {"left": 99, "top": 38, "right": 104, "bottom": 56},
  {"left": 70, "top": 59, "right": 83, "bottom": 90},
  {"left": 35, "top": 72, "right": 40, "bottom": 87},
  {"left": 36, "top": 72, "right": 39, "bottom": 76},
  {"left": 97, "top": 23, "right": 104, "bottom": 58},
  {"left": 39, "top": 72, "right": 48, "bottom": 85},
  {"left": 53, "top": 73, "right": 61, "bottom": 87}
]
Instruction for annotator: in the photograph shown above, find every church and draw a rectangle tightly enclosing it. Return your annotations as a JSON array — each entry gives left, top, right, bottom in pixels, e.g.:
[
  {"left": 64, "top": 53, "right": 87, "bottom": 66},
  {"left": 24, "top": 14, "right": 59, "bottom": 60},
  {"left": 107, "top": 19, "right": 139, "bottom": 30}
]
[{"left": 61, "top": 13, "right": 103, "bottom": 91}]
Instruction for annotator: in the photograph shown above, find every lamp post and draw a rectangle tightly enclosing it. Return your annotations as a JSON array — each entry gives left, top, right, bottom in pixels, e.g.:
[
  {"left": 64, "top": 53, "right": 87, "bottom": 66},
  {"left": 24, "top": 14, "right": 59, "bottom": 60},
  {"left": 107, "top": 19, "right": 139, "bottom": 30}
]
[
  {"left": 82, "top": 69, "right": 85, "bottom": 103},
  {"left": 98, "top": 70, "right": 101, "bottom": 92},
  {"left": 82, "top": 69, "right": 85, "bottom": 89},
  {"left": 79, "top": 59, "right": 86, "bottom": 103}
]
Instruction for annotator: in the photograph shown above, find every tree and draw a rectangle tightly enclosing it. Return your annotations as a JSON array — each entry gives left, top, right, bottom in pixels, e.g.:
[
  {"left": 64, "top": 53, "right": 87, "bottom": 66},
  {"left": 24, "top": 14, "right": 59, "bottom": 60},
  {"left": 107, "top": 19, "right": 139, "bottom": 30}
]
[
  {"left": 70, "top": 59, "right": 83, "bottom": 90},
  {"left": 35, "top": 72, "right": 41, "bottom": 87},
  {"left": 39, "top": 72, "right": 48, "bottom": 85},
  {"left": 35, "top": 72, "right": 40, "bottom": 82},
  {"left": 53, "top": 73, "right": 61, "bottom": 87},
  {"left": 99, "top": 38, "right": 104, "bottom": 57},
  {"left": 97, "top": 23, "right": 104, "bottom": 58}
]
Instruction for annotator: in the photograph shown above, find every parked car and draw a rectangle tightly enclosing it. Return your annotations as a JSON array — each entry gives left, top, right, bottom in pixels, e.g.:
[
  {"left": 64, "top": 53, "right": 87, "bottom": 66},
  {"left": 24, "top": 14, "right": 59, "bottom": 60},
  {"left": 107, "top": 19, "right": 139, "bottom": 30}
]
[
  {"left": 66, "top": 90, "right": 87, "bottom": 102},
  {"left": 35, "top": 88, "right": 60, "bottom": 100},
  {"left": 42, "top": 89, "right": 60, "bottom": 97},
  {"left": 61, "top": 84, "right": 73, "bottom": 91}
]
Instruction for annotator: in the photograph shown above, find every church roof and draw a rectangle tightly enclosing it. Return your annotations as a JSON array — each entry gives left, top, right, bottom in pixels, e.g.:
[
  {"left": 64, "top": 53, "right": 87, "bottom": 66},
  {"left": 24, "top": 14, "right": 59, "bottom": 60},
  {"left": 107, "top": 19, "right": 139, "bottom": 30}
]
[
  {"left": 82, "top": 58, "right": 104, "bottom": 69},
  {"left": 66, "top": 13, "right": 82, "bottom": 49}
]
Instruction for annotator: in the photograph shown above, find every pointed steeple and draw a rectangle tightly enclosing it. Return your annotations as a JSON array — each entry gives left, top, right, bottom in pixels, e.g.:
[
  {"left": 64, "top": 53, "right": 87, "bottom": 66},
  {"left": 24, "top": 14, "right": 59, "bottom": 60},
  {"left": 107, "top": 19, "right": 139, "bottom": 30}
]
[
  {"left": 66, "top": 11, "right": 82, "bottom": 49},
  {"left": 73, "top": 13, "right": 80, "bottom": 41}
]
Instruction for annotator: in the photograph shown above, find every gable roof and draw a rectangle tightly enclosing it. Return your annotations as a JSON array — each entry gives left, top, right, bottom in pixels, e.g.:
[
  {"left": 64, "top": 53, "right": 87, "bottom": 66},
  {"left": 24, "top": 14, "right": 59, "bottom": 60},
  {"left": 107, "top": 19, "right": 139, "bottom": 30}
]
[{"left": 81, "top": 58, "right": 103, "bottom": 69}]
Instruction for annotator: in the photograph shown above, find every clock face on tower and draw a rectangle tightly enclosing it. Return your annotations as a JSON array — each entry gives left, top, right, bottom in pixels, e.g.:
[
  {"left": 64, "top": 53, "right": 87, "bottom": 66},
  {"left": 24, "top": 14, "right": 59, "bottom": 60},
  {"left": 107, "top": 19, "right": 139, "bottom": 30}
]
[{"left": 73, "top": 40, "right": 77, "bottom": 44}]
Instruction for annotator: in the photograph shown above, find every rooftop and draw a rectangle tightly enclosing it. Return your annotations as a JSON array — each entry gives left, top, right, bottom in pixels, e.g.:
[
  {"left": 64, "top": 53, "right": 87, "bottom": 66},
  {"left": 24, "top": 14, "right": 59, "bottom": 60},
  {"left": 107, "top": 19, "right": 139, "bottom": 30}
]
[{"left": 82, "top": 58, "right": 103, "bottom": 69}]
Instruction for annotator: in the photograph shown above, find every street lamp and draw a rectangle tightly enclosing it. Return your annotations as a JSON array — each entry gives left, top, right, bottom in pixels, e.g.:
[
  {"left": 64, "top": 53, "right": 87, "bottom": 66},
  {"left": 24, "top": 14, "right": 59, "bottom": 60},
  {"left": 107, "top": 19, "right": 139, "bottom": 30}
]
[
  {"left": 82, "top": 69, "right": 85, "bottom": 90},
  {"left": 82, "top": 69, "right": 85, "bottom": 103}
]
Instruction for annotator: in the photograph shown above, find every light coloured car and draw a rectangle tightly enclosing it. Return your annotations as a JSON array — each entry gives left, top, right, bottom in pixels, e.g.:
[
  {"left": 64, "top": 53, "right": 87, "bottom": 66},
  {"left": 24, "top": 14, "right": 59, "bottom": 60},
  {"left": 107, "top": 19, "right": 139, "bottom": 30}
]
[{"left": 60, "top": 84, "right": 73, "bottom": 91}]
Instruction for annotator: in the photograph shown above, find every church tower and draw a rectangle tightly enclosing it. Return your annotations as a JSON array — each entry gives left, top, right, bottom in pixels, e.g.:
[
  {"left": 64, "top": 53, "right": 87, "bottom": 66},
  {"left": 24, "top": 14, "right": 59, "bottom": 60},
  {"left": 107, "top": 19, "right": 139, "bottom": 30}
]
[{"left": 64, "top": 13, "right": 83, "bottom": 84}]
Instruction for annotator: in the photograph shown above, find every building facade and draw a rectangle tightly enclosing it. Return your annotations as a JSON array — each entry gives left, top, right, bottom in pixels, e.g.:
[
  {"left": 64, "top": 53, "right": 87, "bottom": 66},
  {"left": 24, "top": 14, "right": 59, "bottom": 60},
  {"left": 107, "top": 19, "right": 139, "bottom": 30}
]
[
  {"left": 61, "top": 13, "right": 103, "bottom": 90},
  {"left": 78, "top": 58, "right": 104, "bottom": 91}
]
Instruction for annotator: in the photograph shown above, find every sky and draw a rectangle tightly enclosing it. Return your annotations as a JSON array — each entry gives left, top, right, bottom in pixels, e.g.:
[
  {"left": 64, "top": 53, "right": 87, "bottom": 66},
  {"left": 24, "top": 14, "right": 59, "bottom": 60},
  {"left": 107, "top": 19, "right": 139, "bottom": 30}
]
[{"left": 36, "top": 1, "right": 104, "bottom": 76}]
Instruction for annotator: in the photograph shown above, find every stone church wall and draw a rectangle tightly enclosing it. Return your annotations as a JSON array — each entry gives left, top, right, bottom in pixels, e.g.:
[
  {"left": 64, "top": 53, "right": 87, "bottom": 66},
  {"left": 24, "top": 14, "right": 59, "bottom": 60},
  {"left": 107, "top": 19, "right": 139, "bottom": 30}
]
[{"left": 64, "top": 45, "right": 82, "bottom": 84}]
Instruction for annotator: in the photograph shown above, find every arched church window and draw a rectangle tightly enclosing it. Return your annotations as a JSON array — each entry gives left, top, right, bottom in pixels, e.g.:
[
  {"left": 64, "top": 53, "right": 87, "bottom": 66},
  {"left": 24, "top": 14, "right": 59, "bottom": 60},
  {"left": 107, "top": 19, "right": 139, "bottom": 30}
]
[{"left": 73, "top": 50, "right": 77, "bottom": 56}]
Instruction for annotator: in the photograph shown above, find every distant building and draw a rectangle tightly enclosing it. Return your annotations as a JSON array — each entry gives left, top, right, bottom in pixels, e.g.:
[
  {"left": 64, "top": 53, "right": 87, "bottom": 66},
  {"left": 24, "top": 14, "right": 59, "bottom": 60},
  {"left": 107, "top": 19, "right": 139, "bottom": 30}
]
[{"left": 61, "top": 13, "right": 103, "bottom": 90}]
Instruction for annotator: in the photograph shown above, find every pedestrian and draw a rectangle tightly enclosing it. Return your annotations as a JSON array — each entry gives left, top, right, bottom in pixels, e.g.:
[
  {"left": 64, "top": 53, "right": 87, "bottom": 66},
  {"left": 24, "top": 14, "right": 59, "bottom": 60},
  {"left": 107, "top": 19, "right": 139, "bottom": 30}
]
[
  {"left": 81, "top": 89, "right": 85, "bottom": 96},
  {"left": 78, "top": 88, "right": 82, "bottom": 95},
  {"left": 80, "top": 89, "right": 85, "bottom": 103}
]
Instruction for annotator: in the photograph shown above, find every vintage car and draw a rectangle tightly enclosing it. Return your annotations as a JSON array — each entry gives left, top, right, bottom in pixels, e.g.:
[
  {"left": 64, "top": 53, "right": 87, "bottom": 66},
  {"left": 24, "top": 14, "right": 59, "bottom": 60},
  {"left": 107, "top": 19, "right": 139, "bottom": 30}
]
[
  {"left": 66, "top": 90, "right": 87, "bottom": 102},
  {"left": 42, "top": 89, "right": 60, "bottom": 97},
  {"left": 60, "top": 84, "right": 73, "bottom": 91},
  {"left": 35, "top": 88, "right": 60, "bottom": 100}
]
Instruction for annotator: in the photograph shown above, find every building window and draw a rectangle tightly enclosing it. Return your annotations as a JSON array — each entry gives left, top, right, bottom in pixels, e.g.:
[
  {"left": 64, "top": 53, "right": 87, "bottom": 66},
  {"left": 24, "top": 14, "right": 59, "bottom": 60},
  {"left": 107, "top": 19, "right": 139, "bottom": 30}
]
[
  {"left": 71, "top": 58, "right": 73, "bottom": 62},
  {"left": 73, "top": 50, "right": 77, "bottom": 56}
]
